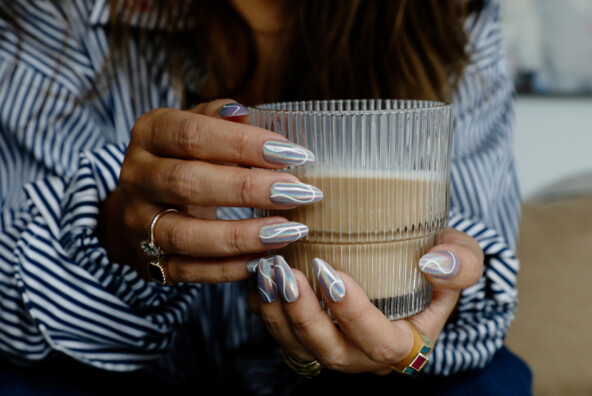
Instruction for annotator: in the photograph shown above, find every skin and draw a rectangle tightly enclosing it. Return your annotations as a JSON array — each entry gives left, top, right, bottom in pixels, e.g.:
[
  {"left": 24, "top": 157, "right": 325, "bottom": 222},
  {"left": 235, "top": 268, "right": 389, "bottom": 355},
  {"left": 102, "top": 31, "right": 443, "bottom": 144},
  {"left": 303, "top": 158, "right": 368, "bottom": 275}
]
[{"left": 98, "top": 0, "right": 485, "bottom": 375}]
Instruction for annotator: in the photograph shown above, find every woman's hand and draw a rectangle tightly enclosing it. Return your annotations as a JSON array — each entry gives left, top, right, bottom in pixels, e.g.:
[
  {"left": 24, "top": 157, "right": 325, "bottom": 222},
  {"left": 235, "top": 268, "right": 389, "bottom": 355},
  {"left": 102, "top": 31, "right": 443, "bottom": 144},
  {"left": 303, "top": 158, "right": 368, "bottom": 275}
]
[
  {"left": 98, "top": 99, "right": 321, "bottom": 283},
  {"left": 246, "top": 228, "right": 483, "bottom": 375}
]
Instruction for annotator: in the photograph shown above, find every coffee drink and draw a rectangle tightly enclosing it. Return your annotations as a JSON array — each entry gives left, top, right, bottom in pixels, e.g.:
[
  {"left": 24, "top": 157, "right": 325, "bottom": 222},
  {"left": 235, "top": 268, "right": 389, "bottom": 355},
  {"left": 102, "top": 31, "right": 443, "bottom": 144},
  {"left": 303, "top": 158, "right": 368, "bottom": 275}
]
[
  {"left": 250, "top": 99, "right": 453, "bottom": 319},
  {"left": 268, "top": 167, "right": 448, "bottom": 318}
]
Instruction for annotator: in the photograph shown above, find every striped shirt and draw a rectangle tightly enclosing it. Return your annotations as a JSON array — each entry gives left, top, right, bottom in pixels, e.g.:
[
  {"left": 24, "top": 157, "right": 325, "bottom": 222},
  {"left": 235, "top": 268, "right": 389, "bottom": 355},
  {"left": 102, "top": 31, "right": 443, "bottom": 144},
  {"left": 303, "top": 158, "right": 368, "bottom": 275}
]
[{"left": 0, "top": 0, "right": 520, "bottom": 391}]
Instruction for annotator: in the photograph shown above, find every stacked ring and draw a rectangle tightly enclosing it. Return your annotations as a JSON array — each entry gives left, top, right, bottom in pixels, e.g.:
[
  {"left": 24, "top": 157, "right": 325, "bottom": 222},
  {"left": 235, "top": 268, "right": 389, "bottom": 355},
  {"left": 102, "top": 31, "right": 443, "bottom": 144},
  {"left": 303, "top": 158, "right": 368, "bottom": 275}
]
[
  {"left": 390, "top": 320, "right": 433, "bottom": 375},
  {"left": 280, "top": 348, "right": 322, "bottom": 379},
  {"left": 140, "top": 208, "right": 178, "bottom": 285},
  {"left": 140, "top": 208, "right": 178, "bottom": 257},
  {"left": 148, "top": 255, "right": 173, "bottom": 285}
]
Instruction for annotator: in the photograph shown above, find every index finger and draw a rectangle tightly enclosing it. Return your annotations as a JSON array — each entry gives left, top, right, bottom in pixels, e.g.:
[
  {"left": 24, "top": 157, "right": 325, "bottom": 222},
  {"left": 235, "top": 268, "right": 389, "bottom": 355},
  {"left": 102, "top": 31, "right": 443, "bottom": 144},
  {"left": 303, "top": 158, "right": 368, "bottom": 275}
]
[{"left": 133, "top": 107, "right": 315, "bottom": 169}]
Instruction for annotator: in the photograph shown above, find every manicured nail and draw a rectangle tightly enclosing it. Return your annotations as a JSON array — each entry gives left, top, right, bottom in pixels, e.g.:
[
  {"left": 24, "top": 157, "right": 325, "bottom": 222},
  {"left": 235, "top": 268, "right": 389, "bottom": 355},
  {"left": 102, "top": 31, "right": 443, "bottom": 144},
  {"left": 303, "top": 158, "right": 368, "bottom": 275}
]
[
  {"left": 263, "top": 141, "right": 315, "bottom": 166},
  {"left": 258, "top": 222, "right": 308, "bottom": 245},
  {"left": 419, "top": 250, "right": 460, "bottom": 279},
  {"left": 257, "top": 258, "right": 277, "bottom": 303},
  {"left": 246, "top": 255, "right": 275, "bottom": 274},
  {"left": 270, "top": 182, "right": 323, "bottom": 205},
  {"left": 274, "top": 256, "right": 299, "bottom": 303},
  {"left": 219, "top": 102, "right": 249, "bottom": 117},
  {"left": 246, "top": 258, "right": 259, "bottom": 274},
  {"left": 312, "top": 258, "right": 345, "bottom": 302}
]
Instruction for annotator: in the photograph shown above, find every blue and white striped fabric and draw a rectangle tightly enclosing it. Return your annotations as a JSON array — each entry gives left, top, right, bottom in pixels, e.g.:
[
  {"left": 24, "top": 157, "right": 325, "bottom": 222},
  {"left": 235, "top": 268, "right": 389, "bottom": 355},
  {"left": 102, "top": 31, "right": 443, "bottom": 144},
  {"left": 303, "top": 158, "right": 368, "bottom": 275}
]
[{"left": 0, "top": 0, "right": 520, "bottom": 387}]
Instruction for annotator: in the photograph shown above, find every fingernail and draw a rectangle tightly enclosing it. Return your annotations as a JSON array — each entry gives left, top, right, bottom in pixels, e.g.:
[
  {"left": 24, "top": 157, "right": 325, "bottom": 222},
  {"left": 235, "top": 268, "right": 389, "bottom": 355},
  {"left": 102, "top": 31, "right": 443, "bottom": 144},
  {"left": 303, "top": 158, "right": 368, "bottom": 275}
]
[
  {"left": 274, "top": 256, "right": 299, "bottom": 303},
  {"left": 219, "top": 102, "right": 249, "bottom": 117},
  {"left": 246, "top": 256, "right": 274, "bottom": 274},
  {"left": 246, "top": 258, "right": 259, "bottom": 274},
  {"left": 419, "top": 250, "right": 460, "bottom": 279},
  {"left": 263, "top": 141, "right": 315, "bottom": 166},
  {"left": 258, "top": 222, "right": 308, "bottom": 245},
  {"left": 313, "top": 258, "right": 345, "bottom": 302},
  {"left": 257, "top": 258, "right": 277, "bottom": 303},
  {"left": 270, "top": 182, "right": 323, "bottom": 205}
]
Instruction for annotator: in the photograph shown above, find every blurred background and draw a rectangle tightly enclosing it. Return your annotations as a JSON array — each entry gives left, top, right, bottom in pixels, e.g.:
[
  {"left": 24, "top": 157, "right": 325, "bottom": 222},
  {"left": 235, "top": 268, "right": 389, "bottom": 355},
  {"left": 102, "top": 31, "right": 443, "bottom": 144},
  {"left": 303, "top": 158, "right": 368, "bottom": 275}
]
[{"left": 498, "top": 1, "right": 592, "bottom": 395}]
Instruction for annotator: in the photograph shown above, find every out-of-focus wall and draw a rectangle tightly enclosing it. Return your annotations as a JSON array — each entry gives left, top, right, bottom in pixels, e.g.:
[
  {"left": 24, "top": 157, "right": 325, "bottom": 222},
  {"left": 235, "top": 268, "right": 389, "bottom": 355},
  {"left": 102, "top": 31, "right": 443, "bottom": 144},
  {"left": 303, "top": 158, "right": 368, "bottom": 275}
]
[
  {"left": 514, "top": 96, "right": 592, "bottom": 200},
  {"left": 499, "top": 0, "right": 592, "bottom": 200}
]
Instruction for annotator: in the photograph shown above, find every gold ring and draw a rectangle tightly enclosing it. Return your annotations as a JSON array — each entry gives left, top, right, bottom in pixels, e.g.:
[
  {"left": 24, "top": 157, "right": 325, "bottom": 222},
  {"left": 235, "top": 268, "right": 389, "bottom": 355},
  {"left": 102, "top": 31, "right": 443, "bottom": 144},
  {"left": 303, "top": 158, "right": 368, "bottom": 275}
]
[
  {"left": 390, "top": 320, "right": 433, "bottom": 375},
  {"left": 140, "top": 208, "right": 178, "bottom": 257},
  {"left": 148, "top": 254, "right": 173, "bottom": 285},
  {"left": 280, "top": 348, "right": 322, "bottom": 379}
]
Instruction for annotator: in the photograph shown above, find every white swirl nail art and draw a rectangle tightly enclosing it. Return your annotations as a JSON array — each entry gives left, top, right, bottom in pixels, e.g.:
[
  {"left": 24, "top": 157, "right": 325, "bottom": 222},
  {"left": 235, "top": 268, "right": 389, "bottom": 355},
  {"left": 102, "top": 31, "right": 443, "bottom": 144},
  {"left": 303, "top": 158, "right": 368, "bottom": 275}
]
[
  {"left": 419, "top": 251, "right": 460, "bottom": 279},
  {"left": 263, "top": 141, "right": 315, "bottom": 166},
  {"left": 258, "top": 222, "right": 309, "bottom": 245},
  {"left": 274, "top": 256, "right": 299, "bottom": 303},
  {"left": 257, "top": 258, "right": 277, "bottom": 303},
  {"left": 313, "top": 258, "right": 345, "bottom": 302},
  {"left": 270, "top": 182, "right": 323, "bottom": 205}
]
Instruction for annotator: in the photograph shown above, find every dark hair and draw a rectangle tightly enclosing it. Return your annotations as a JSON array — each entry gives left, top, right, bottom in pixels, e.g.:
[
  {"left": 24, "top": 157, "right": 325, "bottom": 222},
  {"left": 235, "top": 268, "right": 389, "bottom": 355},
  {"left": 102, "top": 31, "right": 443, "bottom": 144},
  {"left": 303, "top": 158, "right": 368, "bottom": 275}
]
[
  {"left": 1, "top": 0, "right": 483, "bottom": 108},
  {"left": 190, "top": 0, "right": 483, "bottom": 105}
]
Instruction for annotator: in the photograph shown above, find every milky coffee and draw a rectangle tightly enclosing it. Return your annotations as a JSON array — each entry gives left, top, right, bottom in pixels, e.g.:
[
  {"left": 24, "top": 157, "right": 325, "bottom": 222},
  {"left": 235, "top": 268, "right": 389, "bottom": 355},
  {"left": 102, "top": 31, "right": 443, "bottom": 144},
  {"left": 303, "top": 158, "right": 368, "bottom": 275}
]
[{"left": 270, "top": 168, "right": 448, "bottom": 319}]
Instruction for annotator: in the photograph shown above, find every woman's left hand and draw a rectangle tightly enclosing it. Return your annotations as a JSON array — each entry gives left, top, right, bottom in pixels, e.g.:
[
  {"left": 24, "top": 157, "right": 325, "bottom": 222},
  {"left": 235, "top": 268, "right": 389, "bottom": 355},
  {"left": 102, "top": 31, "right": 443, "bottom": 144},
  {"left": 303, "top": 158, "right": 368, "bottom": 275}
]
[{"left": 246, "top": 227, "right": 483, "bottom": 375}]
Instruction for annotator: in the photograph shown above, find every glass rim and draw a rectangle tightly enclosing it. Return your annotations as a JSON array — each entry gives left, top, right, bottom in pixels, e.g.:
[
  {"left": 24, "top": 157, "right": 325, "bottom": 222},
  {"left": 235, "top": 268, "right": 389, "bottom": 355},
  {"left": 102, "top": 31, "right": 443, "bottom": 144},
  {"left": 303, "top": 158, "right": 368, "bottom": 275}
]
[{"left": 248, "top": 99, "right": 452, "bottom": 115}]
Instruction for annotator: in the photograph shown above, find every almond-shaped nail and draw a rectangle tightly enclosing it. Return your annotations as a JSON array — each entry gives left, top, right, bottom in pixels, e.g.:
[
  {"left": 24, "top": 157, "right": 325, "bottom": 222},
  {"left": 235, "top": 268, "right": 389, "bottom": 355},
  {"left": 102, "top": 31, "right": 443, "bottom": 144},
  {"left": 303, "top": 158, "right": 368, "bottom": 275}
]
[
  {"left": 257, "top": 258, "right": 277, "bottom": 303},
  {"left": 263, "top": 141, "right": 315, "bottom": 166},
  {"left": 419, "top": 250, "right": 460, "bottom": 279},
  {"left": 219, "top": 102, "right": 249, "bottom": 117},
  {"left": 258, "top": 222, "right": 308, "bottom": 245},
  {"left": 270, "top": 182, "right": 323, "bottom": 205},
  {"left": 274, "top": 256, "right": 299, "bottom": 303},
  {"left": 312, "top": 258, "right": 345, "bottom": 302}
]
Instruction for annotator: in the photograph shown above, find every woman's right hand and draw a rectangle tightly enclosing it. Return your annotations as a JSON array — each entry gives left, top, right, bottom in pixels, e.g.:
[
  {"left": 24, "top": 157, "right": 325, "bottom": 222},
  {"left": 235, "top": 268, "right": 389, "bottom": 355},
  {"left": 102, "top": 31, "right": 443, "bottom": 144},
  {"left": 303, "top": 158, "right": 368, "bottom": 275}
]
[{"left": 99, "top": 99, "right": 321, "bottom": 284}]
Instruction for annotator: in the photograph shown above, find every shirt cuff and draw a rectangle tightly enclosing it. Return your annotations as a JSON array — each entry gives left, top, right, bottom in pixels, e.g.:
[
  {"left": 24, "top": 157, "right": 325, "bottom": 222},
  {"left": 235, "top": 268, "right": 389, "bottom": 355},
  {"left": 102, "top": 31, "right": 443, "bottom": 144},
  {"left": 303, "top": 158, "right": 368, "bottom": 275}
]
[
  {"left": 13, "top": 143, "right": 199, "bottom": 370},
  {"left": 423, "top": 209, "right": 519, "bottom": 375}
]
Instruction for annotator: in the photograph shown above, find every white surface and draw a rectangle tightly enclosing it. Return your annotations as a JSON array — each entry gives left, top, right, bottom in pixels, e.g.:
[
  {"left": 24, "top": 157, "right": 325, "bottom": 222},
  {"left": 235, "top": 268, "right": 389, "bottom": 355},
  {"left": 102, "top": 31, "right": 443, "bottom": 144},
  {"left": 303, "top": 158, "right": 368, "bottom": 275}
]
[{"left": 513, "top": 96, "right": 592, "bottom": 200}]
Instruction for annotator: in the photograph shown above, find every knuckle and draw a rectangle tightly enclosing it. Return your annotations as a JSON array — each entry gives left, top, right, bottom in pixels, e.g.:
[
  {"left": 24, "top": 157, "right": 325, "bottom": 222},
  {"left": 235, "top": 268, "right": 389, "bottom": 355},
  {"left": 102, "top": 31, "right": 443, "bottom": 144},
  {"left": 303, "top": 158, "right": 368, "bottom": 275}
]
[
  {"left": 170, "top": 260, "right": 191, "bottom": 283},
  {"left": 123, "top": 205, "right": 142, "bottom": 233},
  {"left": 167, "top": 163, "right": 194, "bottom": 202},
  {"left": 336, "top": 304, "right": 371, "bottom": 329},
  {"left": 118, "top": 162, "right": 135, "bottom": 190},
  {"left": 217, "top": 262, "right": 234, "bottom": 283},
  {"left": 228, "top": 130, "right": 249, "bottom": 163},
  {"left": 174, "top": 116, "right": 203, "bottom": 155},
  {"left": 223, "top": 224, "right": 246, "bottom": 255},
  {"left": 261, "top": 314, "right": 283, "bottom": 336},
  {"left": 287, "top": 312, "right": 317, "bottom": 334},
  {"left": 319, "top": 351, "right": 349, "bottom": 372},
  {"left": 235, "top": 172, "right": 256, "bottom": 206},
  {"left": 366, "top": 340, "right": 403, "bottom": 365},
  {"left": 166, "top": 222, "right": 192, "bottom": 254}
]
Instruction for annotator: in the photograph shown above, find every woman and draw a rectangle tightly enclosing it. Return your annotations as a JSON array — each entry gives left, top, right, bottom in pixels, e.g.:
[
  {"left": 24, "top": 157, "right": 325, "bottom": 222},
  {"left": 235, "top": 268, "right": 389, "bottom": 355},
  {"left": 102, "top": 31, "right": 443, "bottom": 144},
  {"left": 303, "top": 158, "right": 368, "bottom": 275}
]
[{"left": 0, "top": 0, "right": 531, "bottom": 394}]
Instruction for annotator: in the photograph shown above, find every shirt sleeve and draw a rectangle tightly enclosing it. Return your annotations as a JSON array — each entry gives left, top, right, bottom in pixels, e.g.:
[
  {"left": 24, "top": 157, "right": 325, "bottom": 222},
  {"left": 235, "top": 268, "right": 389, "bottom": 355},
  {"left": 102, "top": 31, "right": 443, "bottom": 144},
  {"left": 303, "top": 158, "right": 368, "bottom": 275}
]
[
  {"left": 424, "top": 0, "right": 521, "bottom": 375},
  {"left": 0, "top": 14, "right": 199, "bottom": 371}
]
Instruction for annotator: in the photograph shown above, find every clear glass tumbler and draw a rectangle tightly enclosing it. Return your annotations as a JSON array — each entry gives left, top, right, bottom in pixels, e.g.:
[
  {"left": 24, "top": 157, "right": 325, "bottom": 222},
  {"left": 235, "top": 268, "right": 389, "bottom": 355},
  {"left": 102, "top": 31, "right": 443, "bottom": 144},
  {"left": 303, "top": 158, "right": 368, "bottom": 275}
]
[{"left": 251, "top": 99, "right": 453, "bottom": 320}]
